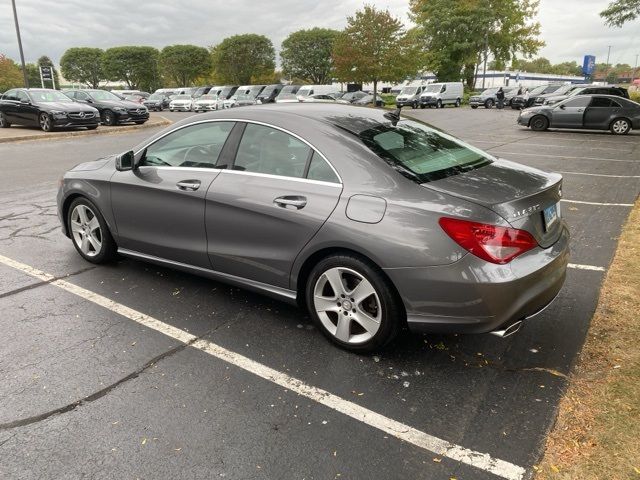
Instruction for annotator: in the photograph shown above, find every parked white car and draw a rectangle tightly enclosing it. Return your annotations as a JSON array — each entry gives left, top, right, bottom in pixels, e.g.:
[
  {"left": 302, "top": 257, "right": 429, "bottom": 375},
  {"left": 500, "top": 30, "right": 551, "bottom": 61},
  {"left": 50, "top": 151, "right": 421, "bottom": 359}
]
[
  {"left": 169, "top": 95, "right": 193, "bottom": 112},
  {"left": 419, "top": 82, "right": 464, "bottom": 109},
  {"left": 296, "top": 85, "right": 337, "bottom": 101},
  {"left": 192, "top": 94, "right": 222, "bottom": 112},
  {"left": 300, "top": 94, "right": 337, "bottom": 103}
]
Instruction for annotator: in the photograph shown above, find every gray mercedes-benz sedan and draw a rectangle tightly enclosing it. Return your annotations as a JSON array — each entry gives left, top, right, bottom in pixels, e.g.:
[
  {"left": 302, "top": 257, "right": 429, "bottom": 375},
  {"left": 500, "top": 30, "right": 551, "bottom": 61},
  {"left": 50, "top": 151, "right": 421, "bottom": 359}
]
[{"left": 57, "top": 104, "right": 569, "bottom": 352}]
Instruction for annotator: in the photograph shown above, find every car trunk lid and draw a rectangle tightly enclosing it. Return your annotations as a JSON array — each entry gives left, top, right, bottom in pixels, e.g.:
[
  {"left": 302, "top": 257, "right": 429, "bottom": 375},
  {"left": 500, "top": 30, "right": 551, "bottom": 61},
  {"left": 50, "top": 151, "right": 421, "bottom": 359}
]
[{"left": 423, "top": 159, "right": 563, "bottom": 248}]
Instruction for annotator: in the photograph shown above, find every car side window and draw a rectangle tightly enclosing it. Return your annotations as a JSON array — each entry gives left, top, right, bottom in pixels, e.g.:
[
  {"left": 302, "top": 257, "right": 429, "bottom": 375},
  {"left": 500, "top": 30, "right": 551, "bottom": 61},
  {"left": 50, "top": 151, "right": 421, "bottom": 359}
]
[
  {"left": 64, "top": 91, "right": 76, "bottom": 99},
  {"left": 610, "top": 99, "right": 622, "bottom": 108},
  {"left": 306, "top": 152, "right": 340, "bottom": 183},
  {"left": 441, "top": 85, "right": 447, "bottom": 93},
  {"left": 590, "top": 97, "right": 611, "bottom": 108},
  {"left": 76, "top": 92, "right": 89, "bottom": 101},
  {"left": 562, "top": 97, "right": 591, "bottom": 108},
  {"left": 140, "top": 121, "right": 234, "bottom": 168},
  {"left": 4, "top": 89, "right": 17, "bottom": 101},
  {"left": 233, "top": 123, "right": 311, "bottom": 178},
  {"left": 16, "top": 91, "right": 29, "bottom": 103}
]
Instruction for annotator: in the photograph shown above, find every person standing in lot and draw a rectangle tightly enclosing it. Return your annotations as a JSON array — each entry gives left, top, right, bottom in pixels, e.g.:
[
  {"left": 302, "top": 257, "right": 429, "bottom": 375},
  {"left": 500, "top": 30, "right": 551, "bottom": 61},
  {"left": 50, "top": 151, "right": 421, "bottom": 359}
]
[{"left": 496, "top": 87, "right": 505, "bottom": 109}]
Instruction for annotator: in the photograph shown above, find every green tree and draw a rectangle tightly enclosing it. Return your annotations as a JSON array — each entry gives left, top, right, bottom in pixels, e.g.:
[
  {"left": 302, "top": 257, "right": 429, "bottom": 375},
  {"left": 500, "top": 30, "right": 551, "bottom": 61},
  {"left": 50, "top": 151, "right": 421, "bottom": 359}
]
[
  {"left": 212, "top": 34, "right": 275, "bottom": 84},
  {"left": 102, "top": 46, "right": 160, "bottom": 91},
  {"left": 601, "top": 0, "right": 640, "bottom": 26},
  {"left": 0, "top": 54, "right": 24, "bottom": 91},
  {"left": 24, "top": 64, "right": 41, "bottom": 88},
  {"left": 160, "top": 44, "right": 212, "bottom": 87},
  {"left": 60, "top": 47, "right": 104, "bottom": 88},
  {"left": 281, "top": 28, "right": 339, "bottom": 84},
  {"left": 410, "top": 0, "right": 544, "bottom": 87},
  {"left": 333, "top": 5, "right": 419, "bottom": 100}
]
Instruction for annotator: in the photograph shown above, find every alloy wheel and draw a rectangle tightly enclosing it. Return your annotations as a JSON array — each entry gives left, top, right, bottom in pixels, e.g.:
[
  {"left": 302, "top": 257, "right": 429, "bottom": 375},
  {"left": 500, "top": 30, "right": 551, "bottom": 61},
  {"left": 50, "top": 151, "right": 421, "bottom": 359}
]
[
  {"left": 313, "top": 267, "right": 382, "bottom": 345},
  {"left": 70, "top": 204, "right": 102, "bottom": 257},
  {"left": 612, "top": 119, "right": 630, "bottom": 135},
  {"left": 39, "top": 113, "right": 51, "bottom": 132}
]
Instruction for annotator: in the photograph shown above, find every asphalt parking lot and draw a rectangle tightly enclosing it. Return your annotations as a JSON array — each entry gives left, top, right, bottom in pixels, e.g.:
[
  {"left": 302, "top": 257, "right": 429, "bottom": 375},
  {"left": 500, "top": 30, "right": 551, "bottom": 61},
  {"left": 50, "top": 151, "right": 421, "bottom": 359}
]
[{"left": 0, "top": 107, "right": 638, "bottom": 480}]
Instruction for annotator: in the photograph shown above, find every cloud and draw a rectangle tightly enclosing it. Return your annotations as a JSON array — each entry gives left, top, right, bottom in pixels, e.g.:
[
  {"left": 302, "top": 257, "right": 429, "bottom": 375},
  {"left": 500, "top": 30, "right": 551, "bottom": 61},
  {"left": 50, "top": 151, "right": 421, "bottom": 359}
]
[{"left": 0, "top": 0, "right": 638, "bottom": 68}]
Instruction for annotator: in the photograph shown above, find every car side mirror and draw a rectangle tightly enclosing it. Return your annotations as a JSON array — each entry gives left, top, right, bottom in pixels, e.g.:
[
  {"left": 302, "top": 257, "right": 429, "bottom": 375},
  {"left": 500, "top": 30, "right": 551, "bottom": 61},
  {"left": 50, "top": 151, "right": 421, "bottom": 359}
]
[
  {"left": 20, "top": 99, "right": 30, "bottom": 105},
  {"left": 115, "top": 150, "right": 135, "bottom": 171},
  {"left": 559, "top": 105, "right": 565, "bottom": 110}
]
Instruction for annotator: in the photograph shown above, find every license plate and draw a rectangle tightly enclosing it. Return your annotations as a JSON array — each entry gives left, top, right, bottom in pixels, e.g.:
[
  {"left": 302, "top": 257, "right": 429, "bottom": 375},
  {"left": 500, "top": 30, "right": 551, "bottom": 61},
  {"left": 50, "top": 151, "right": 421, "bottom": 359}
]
[{"left": 543, "top": 203, "right": 559, "bottom": 230}]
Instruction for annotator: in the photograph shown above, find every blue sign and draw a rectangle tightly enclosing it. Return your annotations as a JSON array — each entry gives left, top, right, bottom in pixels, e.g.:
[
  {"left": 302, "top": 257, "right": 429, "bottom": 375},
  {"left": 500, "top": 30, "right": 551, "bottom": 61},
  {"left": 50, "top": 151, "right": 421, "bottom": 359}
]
[{"left": 582, "top": 55, "right": 596, "bottom": 75}]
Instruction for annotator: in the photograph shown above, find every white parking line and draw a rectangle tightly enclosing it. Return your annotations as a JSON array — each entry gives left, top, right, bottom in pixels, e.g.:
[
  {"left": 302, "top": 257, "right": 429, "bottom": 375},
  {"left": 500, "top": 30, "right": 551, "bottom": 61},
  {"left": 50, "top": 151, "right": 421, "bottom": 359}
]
[
  {"left": 0, "top": 254, "right": 526, "bottom": 480},
  {"left": 568, "top": 263, "right": 606, "bottom": 272},
  {"left": 562, "top": 199, "right": 634, "bottom": 207},
  {"left": 471, "top": 139, "right": 633, "bottom": 153},
  {"left": 488, "top": 151, "right": 637, "bottom": 163},
  {"left": 555, "top": 171, "right": 640, "bottom": 179}
]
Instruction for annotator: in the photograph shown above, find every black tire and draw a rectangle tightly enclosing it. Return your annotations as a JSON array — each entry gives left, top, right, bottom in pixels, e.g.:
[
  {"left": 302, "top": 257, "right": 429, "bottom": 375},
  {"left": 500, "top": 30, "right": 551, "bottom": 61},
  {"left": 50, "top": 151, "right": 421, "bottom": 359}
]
[
  {"left": 102, "top": 109, "right": 116, "bottom": 126},
  {"left": 411, "top": 101, "right": 417, "bottom": 109},
  {"left": 455, "top": 98, "right": 461, "bottom": 107},
  {"left": 436, "top": 99, "right": 442, "bottom": 109},
  {"left": 530, "top": 115, "right": 549, "bottom": 132},
  {"left": 420, "top": 104, "right": 425, "bottom": 109},
  {"left": 66, "top": 197, "right": 117, "bottom": 264},
  {"left": 86, "top": 125, "right": 98, "bottom": 130},
  {"left": 610, "top": 118, "right": 631, "bottom": 135},
  {"left": 485, "top": 99, "right": 494, "bottom": 109},
  {"left": 471, "top": 105, "right": 478, "bottom": 109},
  {"left": 305, "top": 253, "right": 403, "bottom": 352},
  {"left": 39, "top": 112, "right": 53, "bottom": 132},
  {"left": 0, "top": 111, "right": 11, "bottom": 128},
  {"left": 135, "top": 121, "right": 146, "bottom": 125}
]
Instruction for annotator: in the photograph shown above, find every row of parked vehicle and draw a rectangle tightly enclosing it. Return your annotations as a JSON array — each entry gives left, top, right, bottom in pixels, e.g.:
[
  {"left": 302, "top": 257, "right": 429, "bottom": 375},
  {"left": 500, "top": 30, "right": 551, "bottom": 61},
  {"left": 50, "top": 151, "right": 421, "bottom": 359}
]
[
  {"left": 395, "top": 82, "right": 465, "bottom": 109},
  {"left": 0, "top": 88, "right": 149, "bottom": 131}
]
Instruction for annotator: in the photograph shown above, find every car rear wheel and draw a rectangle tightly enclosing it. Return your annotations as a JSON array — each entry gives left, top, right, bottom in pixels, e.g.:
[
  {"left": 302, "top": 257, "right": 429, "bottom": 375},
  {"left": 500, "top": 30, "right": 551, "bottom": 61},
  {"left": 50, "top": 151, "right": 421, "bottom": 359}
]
[
  {"left": 485, "top": 99, "right": 494, "bottom": 109},
  {"left": 610, "top": 118, "right": 631, "bottom": 135},
  {"left": 530, "top": 115, "right": 549, "bottom": 131},
  {"left": 0, "top": 112, "right": 11, "bottom": 128},
  {"left": 39, "top": 113, "right": 53, "bottom": 132},
  {"left": 67, "top": 198, "right": 117, "bottom": 264},
  {"left": 305, "top": 254, "right": 403, "bottom": 352},
  {"left": 471, "top": 105, "right": 478, "bottom": 109},
  {"left": 102, "top": 110, "right": 116, "bottom": 126}
]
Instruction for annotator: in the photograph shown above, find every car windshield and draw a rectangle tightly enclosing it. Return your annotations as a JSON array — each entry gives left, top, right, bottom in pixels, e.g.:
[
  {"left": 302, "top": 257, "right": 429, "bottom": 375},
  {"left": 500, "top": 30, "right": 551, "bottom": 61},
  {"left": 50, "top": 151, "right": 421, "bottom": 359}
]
[
  {"left": 348, "top": 119, "right": 493, "bottom": 183},
  {"left": 200, "top": 95, "right": 218, "bottom": 100},
  {"left": 280, "top": 86, "right": 298, "bottom": 94},
  {"left": 553, "top": 84, "right": 575, "bottom": 95},
  {"left": 174, "top": 95, "right": 191, "bottom": 100},
  {"left": 260, "top": 86, "right": 276, "bottom": 95},
  {"left": 543, "top": 85, "right": 562, "bottom": 93},
  {"left": 29, "top": 90, "right": 73, "bottom": 103},
  {"left": 481, "top": 88, "right": 499, "bottom": 95},
  {"left": 237, "top": 94, "right": 253, "bottom": 100},
  {"left": 89, "top": 90, "right": 121, "bottom": 101},
  {"left": 277, "top": 93, "right": 298, "bottom": 100},
  {"left": 148, "top": 94, "right": 162, "bottom": 100},
  {"left": 528, "top": 85, "right": 547, "bottom": 95},
  {"left": 425, "top": 84, "right": 442, "bottom": 93},
  {"left": 400, "top": 87, "right": 418, "bottom": 95}
]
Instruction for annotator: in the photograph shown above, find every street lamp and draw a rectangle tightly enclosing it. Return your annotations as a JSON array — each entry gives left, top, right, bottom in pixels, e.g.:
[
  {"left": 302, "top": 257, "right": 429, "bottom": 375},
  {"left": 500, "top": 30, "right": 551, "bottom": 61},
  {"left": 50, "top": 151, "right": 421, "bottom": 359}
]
[{"left": 11, "top": 0, "right": 29, "bottom": 88}]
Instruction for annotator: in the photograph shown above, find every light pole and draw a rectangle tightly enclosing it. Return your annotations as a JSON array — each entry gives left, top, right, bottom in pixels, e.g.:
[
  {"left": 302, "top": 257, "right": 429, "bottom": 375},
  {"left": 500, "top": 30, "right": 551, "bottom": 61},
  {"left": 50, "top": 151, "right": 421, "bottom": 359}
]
[
  {"left": 11, "top": 0, "right": 29, "bottom": 88},
  {"left": 632, "top": 54, "right": 639, "bottom": 83}
]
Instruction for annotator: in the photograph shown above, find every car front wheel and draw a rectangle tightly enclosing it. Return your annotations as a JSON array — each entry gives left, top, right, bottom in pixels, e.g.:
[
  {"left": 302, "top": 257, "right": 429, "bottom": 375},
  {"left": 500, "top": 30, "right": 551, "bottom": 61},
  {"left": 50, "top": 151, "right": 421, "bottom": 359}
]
[
  {"left": 610, "top": 118, "right": 631, "bottom": 135},
  {"left": 102, "top": 110, "right": 116, "bottom": 126},
  {"left": 485, "top": 99, "right": 494, "bottom": 109},
  {"left": 530, "top": 115, "right": 549, "bottom": 131},
  {"left": 67, "top": 198, "right": 117, "bottom": 264},
  {"left": 436, "top": 99, "right": 443, "bottom": 109},
  {"left": 305, "top": 254, "right": 403, "bottom": 352},
  {"left": 39, "top": 113, "right": 53, "bottom": 132}
]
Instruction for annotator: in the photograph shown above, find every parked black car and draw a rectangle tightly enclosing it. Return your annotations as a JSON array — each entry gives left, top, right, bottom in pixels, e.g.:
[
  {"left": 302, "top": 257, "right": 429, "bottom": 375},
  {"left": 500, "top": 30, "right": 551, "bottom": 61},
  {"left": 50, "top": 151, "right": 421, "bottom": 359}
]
[
  {"left": 0, "top": 88, "right": 99, "bottom": 132},
  {"left": 518, "top": 94, "right": 640, "bottom": 135},
  {"left": 256, "top": 84, "right": 284, "bottom": 104},
  {"left": 63, "top": 89, "right": 149, "bottom": 126},
  {"left": 143, "top": 93, "right": 170, "bottom": 111},
  {"left": 543, "top": 85, "right": 629, "bottom": 105},
  {"left": 511, "top": 84, "right": 564, "bottom": 109}
]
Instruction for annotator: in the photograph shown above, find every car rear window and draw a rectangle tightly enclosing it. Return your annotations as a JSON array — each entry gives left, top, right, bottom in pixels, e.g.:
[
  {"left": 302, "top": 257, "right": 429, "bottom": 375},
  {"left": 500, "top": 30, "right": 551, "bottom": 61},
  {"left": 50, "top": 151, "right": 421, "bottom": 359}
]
[{"left": 353, "top": 119, "right": 493, "bottom": 183}]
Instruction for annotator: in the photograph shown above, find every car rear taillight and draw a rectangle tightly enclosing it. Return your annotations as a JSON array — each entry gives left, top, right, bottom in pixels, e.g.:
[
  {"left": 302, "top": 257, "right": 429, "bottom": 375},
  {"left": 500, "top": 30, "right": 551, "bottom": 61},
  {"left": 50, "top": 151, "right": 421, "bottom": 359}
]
[{"left": 439, "top": 217, "right": 538, "bottom": 264}]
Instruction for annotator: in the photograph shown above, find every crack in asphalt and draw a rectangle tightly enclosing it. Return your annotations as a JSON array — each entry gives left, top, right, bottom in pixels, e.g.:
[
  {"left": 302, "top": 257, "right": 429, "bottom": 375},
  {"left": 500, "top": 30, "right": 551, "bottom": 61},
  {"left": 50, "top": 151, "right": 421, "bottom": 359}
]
[
  {"left": 0, "top": 315, "right": 242, "bottom": 432},
  {"left": 0, "top": 266, "right": 97, "bottom": 300}
]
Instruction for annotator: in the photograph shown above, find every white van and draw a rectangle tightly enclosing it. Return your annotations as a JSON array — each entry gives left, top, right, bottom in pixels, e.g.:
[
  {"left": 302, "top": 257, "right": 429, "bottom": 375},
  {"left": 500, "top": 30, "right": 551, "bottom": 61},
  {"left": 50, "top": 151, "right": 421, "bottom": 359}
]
[
  {"left": 419, "top": 82, "right": 464, "bottom": 108},
  {"left": 395, "top": 85, "right": 427, "bottom": 108},
  {"left": 296, "top": 85, "right": 337, "bottom": 101}
]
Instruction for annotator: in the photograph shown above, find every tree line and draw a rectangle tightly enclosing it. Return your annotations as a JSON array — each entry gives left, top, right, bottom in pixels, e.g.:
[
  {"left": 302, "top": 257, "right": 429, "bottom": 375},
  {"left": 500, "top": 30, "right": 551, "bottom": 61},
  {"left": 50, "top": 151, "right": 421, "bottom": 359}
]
[{"left": 13, "top": 1, "right": 636, "bottom": 95}]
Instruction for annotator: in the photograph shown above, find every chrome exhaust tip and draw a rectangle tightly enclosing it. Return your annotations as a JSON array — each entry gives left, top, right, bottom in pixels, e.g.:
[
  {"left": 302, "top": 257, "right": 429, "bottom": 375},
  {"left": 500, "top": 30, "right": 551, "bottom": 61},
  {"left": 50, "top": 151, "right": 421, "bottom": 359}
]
[{"left": 490, "top": 320, "right": 523, "bottom": 338}]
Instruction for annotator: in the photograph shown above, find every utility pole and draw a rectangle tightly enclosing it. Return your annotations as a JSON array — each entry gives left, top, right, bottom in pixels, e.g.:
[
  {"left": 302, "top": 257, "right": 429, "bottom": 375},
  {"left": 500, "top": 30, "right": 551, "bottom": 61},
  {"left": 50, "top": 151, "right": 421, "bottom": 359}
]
[
  {"left": 632, "top": 54, "right": 639, "bottom": 83},
  {"left": 481, "top": 33, "right": 488, "bottom": 89},
  {"left": 11, "top": 0, "right": 29, "bottom": 88}
]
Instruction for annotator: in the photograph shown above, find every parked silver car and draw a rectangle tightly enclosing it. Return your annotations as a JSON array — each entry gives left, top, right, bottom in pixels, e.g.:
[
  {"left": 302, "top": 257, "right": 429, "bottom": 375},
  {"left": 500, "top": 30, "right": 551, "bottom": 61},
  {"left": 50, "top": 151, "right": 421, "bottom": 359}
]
[
  {"left": 57, "top": 104, "right": 569, "bottom": 352},
  {"left": 469, "top": 86, "right": 518, "bottom": 109}
]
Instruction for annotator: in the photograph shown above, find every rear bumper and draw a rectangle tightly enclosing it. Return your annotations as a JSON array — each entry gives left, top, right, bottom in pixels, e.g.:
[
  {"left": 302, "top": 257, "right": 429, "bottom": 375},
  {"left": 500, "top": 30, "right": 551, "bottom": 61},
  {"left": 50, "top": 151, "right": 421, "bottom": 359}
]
[{"left": 385, "top": 224, "right": 569, "bottom": 334}]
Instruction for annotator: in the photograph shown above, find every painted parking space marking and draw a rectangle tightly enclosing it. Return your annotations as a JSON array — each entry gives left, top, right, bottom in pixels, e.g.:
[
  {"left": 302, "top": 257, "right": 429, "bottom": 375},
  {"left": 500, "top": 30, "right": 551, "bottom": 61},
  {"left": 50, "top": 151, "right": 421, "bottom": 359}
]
[
  {"left": 471, "top": 139, "right": 635, "bottom": 153},
  {"left": 487, "top": 151, "right": 638, "bottom": 163},
  {"left": 567, "top": 263, "right": 606, "bottom": 272},
  {"left": 555, "top": 171, "right": 640, "bottom": 179},
  {"left": 561, "top": 199, "right": 634, "bottom": 207},
  {"left": 0, "top": 253, "right": 526, "bottom": 480}
]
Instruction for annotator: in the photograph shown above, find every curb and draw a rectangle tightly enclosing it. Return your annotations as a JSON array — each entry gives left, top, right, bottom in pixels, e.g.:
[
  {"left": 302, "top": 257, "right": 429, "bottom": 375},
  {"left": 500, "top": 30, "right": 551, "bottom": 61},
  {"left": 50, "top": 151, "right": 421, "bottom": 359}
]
[{"left": 0, "top": 116, "right": 173, "bottom": 144}]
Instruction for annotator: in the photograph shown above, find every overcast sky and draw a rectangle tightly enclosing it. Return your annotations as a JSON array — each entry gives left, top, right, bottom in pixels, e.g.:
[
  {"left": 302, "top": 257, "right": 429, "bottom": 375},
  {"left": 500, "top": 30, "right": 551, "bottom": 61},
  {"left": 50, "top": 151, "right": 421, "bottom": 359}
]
[{"left": 1, "top": 0, "right": 638, "bottom": 69}]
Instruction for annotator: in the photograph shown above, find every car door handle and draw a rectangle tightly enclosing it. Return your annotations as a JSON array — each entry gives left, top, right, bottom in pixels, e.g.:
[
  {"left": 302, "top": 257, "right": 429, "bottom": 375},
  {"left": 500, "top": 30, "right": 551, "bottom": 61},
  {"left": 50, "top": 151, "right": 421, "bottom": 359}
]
[
  {"left": 176, "top": 180, "right": 201, "bottom": 191},
  {"left": 274, "top": 195, "right": 307, "bottom": 209}
]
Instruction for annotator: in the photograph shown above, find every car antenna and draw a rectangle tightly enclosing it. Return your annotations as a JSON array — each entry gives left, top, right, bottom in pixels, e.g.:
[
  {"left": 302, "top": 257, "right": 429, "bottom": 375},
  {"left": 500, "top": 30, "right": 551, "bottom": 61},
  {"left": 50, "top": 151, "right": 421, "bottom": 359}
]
[{"left": 383, "top": 105, "right": 402, "bottom": 126}]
